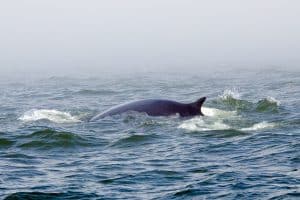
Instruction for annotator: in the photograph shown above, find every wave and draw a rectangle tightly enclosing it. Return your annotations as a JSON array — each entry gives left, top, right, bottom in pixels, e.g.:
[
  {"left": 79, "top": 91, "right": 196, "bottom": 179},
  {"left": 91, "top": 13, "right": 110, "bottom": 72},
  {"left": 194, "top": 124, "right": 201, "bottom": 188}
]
[
  {"left": 17, "top": 129, "right": 94, "bottom": 149},
  {"left": 19, "top": 109, "right": 81, "bottom": 123}
]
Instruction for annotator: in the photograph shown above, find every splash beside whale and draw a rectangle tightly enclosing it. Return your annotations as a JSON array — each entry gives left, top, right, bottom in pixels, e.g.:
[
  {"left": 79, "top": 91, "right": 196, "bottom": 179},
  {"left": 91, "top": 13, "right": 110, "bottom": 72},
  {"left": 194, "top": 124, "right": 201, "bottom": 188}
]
[{"left": 90, "top": 97, "right": 206, "bottom": 121}]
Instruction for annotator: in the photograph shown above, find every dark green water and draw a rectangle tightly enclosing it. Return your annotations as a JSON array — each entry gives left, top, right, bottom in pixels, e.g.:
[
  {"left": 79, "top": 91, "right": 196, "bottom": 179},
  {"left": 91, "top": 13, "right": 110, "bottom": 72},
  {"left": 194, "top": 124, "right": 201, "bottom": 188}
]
[{"left": 1, "top": 69, "right": 299, "bottom": 199}]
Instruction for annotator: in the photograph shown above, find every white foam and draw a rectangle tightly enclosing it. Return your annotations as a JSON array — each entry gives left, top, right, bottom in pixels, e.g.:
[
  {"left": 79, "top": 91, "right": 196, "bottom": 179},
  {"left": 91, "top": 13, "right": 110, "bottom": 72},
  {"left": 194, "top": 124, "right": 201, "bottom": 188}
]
[
  {"left": 266, "top": 96, "right": 281, "bottom": 105},
  {"left": 241, "top": 121, "right": 276, "bottom": 131},
  {"left": 179, "top": 107, "right": 237, "bottom": 132},
  {"left": 19, "top": 109, "right": 81, "bottom": 123},
  {"left": 219, "top": 89, "right": 241, "bottom": 100},
  {"left": 179, "top": 105, "right": 276, "bottom": 132},
  {"left": 179, "top": 117, "right": 276, "bottom": 132},
  {"left": 178, "top": 117, "right": 230, "bottom": 131},
  {"left": 202, "top": 107, "right": 237, "bottom": 118}
]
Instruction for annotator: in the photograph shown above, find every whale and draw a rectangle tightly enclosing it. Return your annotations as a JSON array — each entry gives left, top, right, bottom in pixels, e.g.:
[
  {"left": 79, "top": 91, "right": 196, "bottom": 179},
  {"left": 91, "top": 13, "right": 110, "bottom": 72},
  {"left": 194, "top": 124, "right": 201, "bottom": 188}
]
[{"left": 90, "top": 97, "right": 206, "bottom": 121}]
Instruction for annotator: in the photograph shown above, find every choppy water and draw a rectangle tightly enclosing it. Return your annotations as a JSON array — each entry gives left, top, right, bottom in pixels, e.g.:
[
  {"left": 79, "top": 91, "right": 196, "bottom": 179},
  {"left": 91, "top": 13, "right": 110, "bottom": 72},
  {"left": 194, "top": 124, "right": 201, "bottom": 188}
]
[{"left": 1, "top": 69, "right": 299, "bottom": 199}]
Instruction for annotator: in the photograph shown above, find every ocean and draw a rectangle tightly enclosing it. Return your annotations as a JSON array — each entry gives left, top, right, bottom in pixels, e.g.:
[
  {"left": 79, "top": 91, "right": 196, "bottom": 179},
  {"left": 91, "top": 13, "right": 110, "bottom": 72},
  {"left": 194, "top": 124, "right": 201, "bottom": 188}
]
[{"left": 1, "top": 68, "right": 299, "bottom": 199}]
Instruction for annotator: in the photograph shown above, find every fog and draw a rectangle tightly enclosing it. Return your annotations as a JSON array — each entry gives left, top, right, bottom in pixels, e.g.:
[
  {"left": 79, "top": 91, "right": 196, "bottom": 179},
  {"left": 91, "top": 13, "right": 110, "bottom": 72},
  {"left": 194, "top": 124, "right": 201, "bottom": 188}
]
[{"left": 0, "top": 0, "right": 299, "bottom": 77}]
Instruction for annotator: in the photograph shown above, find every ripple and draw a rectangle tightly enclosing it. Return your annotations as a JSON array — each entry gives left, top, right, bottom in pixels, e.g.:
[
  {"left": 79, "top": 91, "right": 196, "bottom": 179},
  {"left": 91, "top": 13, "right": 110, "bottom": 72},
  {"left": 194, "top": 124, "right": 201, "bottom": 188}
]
[
  {"left": 4, "top": 191, "right": 100, "bottom": 200},
  {"left": 171, "top": 180, "right": 216, "bottom": 198},
  {"left": 75, "top": 89, "right": 118, "bottom": 95},
  {"left": 100, "top": 170, "right": 184, "bottom": 185},
  {"left": 174, "top": 188, "right": 206, "bottom": 197},
  {"left": 291, "top": 156, "right": 300, "bottom": 164},
  {"left": 268, "top": 192, "right": 300, "bottom": 199},
  {"left": 2, "top": 153, "right": 35, "bottom": 159},
  {"left": 200, "top": 129, "right": 249, "bottom": 138},
  {"left": 0, "top": 138, "right": 15, "bottom": 148},
  {"left": 188, "top": 168, "right": 209, "bottom": 174}
]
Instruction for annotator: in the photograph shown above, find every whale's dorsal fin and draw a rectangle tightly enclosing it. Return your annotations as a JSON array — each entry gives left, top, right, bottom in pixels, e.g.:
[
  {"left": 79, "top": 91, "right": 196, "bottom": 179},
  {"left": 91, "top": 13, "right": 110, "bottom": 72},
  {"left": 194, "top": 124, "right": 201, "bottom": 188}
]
[{"left": 192, "top": 97, "right": 206, "bottom": 116}]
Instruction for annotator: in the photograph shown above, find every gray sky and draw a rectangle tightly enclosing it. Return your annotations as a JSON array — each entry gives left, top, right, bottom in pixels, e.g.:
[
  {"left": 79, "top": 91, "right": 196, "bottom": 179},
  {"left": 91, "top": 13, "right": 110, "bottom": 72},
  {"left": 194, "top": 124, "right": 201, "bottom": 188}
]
[{"left": 0, "top": 0, "right": 299, "bottom": 76}]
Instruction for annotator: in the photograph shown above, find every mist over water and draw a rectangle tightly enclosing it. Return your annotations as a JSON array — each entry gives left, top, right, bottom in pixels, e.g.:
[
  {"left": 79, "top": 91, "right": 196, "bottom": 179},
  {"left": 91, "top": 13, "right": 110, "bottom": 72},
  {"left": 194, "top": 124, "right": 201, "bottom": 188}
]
[{"left": 0, "top": 0, "right": 300, "bottom": 77}]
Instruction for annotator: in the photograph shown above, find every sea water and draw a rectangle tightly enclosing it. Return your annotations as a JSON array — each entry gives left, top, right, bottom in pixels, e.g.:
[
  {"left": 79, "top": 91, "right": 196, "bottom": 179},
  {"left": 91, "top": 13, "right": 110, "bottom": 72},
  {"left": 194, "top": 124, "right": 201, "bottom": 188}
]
[{"left": 1, "top": 69, "right": 299, "bottom": 199}]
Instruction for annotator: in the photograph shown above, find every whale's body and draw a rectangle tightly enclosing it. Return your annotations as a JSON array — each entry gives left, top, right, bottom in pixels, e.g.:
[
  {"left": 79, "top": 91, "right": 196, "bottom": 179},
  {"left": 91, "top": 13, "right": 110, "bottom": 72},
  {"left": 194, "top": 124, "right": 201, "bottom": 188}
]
[{"left": 90, "top": 97, "right": 206, "bottom": 121}]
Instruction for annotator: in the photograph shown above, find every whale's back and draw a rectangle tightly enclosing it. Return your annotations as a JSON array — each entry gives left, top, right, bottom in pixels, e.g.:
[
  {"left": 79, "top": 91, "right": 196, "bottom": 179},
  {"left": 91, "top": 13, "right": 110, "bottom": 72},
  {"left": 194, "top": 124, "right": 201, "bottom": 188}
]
[
  {"left": 90, "top": 99, "right": 183, "bottom": 121},
  {"left": 90, "top": 97, "right": 206, "bottom": 121}
]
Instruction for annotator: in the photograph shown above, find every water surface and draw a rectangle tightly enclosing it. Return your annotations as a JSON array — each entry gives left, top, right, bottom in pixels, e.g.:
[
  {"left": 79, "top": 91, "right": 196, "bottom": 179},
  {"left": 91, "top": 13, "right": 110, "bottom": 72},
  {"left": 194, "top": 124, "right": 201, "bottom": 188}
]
[{"left": 1, "top": 69, "right": 299, "bottom": 199}]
